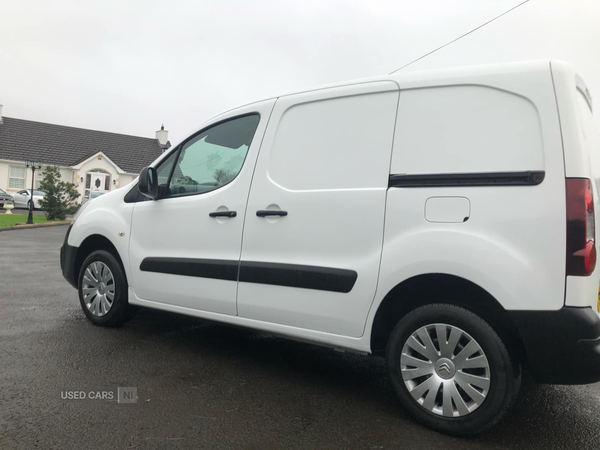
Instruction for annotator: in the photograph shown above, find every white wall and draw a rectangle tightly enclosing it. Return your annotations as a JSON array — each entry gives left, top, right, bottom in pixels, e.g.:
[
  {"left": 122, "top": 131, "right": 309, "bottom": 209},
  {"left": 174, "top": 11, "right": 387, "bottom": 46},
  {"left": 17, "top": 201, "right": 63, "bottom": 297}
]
[
  {"left": 0, "top": 161, "right": 10, "bottom": 191},
  {"left": 118, "top": 174, "right": 136, "bottom": 188}
]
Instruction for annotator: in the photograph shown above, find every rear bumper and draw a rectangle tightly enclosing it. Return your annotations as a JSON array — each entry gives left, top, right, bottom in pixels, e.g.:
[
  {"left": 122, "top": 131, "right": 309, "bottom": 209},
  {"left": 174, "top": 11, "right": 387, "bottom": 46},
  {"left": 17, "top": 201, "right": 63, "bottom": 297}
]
[
  {"left": 511, "top": 307, "right": 600, "bottom": 384},
  {"left": 60, "top": 224, "right": 78, "bottom": 289}
]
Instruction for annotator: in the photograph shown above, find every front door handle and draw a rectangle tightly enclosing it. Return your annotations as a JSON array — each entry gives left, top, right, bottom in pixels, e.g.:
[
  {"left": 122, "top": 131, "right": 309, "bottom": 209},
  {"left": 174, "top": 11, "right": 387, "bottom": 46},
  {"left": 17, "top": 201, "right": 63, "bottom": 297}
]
[
  {"left": 209, "top": 211, "right": 237, "bottom": 218},
  {"left": 256, "top": 210, "right": 288, "bottom": 217}
]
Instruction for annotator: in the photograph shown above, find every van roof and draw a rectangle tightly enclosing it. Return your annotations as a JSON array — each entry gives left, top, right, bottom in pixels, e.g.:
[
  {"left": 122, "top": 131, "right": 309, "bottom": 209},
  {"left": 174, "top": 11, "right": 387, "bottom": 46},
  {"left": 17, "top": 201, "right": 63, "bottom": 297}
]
[
  {"left": 232, "top": 60, "right": 577, "bottom": 112},
  {"left": 279, "top": 59, "right": 559, "bottom": 97},
  {"left": 186, "top": 60, "right": 583, "bottom": 146}
]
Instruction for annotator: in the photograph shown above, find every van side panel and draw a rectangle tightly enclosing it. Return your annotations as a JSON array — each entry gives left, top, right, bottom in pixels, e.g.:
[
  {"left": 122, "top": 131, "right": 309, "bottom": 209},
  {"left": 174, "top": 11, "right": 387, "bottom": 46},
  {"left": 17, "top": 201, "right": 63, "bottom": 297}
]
[
  {"left": 552, "top": 61, "right": 600, "bottom": 309},
  {"left": 369, "top": 65, "right": 566, "bottom": 331},
  {"left": 551, "top": 61, "right": 591, "bottom": 179},
  {"left": 390, "top": 85, "right": 544, "bottom": 174},
  {"left": 237, "top": 82, "right": 399, "bottom": 337}
]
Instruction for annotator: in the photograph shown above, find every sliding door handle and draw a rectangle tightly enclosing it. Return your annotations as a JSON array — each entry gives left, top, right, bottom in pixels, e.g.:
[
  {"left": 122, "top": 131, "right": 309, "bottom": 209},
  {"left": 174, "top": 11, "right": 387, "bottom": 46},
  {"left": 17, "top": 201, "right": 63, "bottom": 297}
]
[
  {"left": 256, "top": 210, "right": 288, "bottom": 217},
  {"left": 209, "top": 210, "right": 237, "bottom": 218}
]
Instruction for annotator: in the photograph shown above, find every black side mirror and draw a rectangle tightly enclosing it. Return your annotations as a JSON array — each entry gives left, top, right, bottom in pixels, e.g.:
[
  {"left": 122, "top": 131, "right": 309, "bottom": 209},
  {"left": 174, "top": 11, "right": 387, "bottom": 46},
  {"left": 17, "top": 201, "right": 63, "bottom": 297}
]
[{"left": 139, "top": 166, "right": 159, "bottom": 200}]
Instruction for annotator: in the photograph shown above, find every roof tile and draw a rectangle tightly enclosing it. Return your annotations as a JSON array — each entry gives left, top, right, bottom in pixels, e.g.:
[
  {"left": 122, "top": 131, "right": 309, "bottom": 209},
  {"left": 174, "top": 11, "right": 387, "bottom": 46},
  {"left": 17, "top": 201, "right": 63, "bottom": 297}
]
[{"left": 0, "top": 117, "right": 163, "bottom": 173}]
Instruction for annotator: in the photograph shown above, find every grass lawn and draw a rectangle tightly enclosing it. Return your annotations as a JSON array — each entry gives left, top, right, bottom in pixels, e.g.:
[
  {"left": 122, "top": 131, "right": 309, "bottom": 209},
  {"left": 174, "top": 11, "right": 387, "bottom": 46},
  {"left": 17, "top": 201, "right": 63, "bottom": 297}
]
[{"left": 0, "top": 213, "right": 51, "bottom": 228}]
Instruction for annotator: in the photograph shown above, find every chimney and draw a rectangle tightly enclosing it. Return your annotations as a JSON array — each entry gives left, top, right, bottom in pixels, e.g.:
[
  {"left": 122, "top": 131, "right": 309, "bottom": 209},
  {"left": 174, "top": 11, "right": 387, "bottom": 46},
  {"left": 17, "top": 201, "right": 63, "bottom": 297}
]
[
  {"left": 155, "top": 124, "right": 168, "bottom": 147},
  {"left": 0, "top": 104, "right": 3, "bottom": 124}
]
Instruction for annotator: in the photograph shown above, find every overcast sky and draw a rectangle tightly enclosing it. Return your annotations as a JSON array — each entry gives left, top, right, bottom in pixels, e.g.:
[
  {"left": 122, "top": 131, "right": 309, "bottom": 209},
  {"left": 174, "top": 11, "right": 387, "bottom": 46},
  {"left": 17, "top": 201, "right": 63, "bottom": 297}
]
[{"left": 1, "top": 0, "right": 599, "bottom": 145}]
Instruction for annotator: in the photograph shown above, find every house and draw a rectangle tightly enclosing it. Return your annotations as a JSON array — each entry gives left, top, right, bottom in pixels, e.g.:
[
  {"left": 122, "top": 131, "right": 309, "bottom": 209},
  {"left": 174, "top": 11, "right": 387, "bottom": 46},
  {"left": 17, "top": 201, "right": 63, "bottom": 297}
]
[{"left": 0, "top": 104, "right": 169, "bottom": 201}]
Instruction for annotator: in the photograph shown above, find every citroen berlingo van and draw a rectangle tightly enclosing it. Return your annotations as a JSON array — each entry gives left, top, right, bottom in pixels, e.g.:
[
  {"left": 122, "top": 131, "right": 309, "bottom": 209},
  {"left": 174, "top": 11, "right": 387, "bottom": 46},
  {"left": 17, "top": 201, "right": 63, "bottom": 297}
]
[{"left": 61, "top": 60, "right": 600, "bottom": 436}]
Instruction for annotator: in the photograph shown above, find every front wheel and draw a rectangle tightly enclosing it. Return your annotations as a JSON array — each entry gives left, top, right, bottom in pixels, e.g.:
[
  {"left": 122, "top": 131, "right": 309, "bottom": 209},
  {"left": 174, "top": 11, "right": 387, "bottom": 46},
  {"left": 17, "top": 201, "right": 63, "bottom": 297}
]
[
  {"left": 386, "top": 304, "right": 521, "bottom": 436},
  {"left": 78, "top": 250, "right": 138, "bottom": 327}
]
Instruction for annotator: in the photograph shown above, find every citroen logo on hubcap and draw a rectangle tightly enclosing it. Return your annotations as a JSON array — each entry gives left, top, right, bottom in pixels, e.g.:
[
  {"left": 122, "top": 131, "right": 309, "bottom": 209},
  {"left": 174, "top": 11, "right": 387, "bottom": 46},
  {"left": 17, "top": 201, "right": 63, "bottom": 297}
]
[
  {"left": 435, "top": 358, "right": 456, "bottom": 379},
  {"left": 439, "top": 363, "right": 451, "bottom": 374}
]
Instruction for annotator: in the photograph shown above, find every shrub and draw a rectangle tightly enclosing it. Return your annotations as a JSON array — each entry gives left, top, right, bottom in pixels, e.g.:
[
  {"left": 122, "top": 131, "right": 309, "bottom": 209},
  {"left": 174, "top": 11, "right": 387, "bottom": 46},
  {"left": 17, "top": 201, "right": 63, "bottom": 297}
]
[{"left": 38, "top": 166, "right": 80, "bottom": 221}]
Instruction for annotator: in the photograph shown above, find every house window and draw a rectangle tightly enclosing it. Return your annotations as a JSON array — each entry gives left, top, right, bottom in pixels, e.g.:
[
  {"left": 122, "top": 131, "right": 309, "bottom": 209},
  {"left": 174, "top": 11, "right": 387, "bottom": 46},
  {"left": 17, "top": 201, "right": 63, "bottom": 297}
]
[
  {"left": 35, "top": 171, "right": 45, "bottom": 189},
  {"left": 8, "top": 166, "right": 26, "bottom": 189}
]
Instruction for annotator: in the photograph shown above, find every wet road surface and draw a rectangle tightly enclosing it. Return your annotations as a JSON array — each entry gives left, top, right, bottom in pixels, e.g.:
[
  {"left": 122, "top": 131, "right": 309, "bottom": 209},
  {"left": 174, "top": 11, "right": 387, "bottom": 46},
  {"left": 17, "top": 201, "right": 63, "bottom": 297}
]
[{"left": 1, "top": 226, "right": 599, "bottom": 449}]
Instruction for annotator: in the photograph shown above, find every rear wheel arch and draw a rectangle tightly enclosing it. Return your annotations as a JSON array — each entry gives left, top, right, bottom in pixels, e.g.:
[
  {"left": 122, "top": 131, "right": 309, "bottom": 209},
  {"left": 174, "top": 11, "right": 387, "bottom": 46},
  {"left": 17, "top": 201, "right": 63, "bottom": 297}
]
[{"left": 370, "top": 274, "right": 525, "bottom": 364}]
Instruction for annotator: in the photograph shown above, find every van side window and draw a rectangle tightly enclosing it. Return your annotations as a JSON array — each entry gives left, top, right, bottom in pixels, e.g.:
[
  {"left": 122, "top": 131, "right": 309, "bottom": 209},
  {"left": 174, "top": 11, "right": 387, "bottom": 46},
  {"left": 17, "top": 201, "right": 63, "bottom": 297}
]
[{"left": 165, "top": 114, "right": 260, "bottom": 198}]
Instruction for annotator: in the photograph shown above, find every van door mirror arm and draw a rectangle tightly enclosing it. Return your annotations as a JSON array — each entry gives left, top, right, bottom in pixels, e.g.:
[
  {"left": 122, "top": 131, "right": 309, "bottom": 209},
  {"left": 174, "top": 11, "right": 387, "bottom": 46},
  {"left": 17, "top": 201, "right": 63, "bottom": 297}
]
[
  {"left": 156, "top": 184, "right": 168, "bottom": 199},
  {"left": 138, "top": 166, "right": 159, "bottom": 200}
]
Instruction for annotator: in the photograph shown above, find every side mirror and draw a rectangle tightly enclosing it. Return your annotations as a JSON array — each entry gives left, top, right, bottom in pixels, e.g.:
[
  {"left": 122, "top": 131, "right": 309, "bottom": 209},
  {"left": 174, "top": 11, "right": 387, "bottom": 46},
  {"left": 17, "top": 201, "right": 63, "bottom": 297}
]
[{"left": 139, "top": 166, "right": 159, "bottom": 200}]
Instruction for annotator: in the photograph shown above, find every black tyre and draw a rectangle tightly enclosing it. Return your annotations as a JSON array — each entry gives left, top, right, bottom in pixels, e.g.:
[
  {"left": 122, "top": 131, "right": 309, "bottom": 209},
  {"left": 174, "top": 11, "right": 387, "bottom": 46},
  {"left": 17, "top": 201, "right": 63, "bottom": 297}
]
[
  {"left": 78, "top": 250, "right": 137, "bottom": 327},
  {"left": 386, "top": 304, "right": 520, "bottom": 437}
]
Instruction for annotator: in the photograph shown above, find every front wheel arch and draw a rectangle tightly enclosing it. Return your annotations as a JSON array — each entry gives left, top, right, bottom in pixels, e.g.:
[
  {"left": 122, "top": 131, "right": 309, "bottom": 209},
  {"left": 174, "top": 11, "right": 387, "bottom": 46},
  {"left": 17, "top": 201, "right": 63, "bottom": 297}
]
[{"left": 74, "top": 234, "right": 126, "bottom": 289}]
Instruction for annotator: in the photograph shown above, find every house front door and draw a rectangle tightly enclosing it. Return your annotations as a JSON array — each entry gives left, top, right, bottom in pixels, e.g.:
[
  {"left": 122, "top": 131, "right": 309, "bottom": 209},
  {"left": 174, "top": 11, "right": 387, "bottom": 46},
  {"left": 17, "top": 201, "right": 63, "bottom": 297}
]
[{"left": 90, "top": 172, "right": 108, "bottom": 191}]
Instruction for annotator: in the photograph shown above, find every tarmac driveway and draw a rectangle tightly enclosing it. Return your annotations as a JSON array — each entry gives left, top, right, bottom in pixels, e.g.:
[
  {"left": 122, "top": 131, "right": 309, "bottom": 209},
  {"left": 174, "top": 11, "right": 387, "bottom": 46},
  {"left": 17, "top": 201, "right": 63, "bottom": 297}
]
[{"left": 1, "top": 226, "right": 600, "bottom": 449}]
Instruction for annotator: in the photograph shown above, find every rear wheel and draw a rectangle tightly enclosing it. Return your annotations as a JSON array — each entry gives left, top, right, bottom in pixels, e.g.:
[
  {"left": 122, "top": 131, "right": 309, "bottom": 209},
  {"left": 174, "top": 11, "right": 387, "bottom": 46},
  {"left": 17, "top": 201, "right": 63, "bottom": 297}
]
[
  {"left": 386, "top": 304, "right": 520, "bottom": 436},
  {"left": 78, "top": 250, "right": 137, "bottom": 327}
]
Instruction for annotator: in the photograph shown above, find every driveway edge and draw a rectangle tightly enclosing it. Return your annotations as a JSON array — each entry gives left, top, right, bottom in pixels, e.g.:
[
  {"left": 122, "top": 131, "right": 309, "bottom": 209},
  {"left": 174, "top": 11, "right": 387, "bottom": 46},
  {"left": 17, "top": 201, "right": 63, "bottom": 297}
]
[{"left": 0, "top": 220, "right": 71, "bottom": 232}]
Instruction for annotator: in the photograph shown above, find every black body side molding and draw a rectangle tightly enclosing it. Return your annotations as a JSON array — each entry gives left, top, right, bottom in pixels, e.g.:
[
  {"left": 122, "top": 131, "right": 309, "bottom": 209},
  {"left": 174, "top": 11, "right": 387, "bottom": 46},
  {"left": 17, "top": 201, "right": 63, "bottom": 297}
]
[
  {"left": 140, "top": 258, "right": 238, "bottom": 281},
  {"left": 139, "top": 258, "right": 357, "bottom": 293},
  {"left": 239, "top": 261, "right": 356, "bottom": 293},
  {"left": 389, "top": 171, "right": 545, "bottom": 188}
]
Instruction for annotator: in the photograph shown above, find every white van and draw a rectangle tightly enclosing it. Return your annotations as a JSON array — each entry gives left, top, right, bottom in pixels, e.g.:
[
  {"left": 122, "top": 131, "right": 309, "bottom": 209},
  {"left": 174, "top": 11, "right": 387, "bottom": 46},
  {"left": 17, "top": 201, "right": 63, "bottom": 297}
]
[{"left": 61, "top": 60, "right": 600, "bottom": 436}]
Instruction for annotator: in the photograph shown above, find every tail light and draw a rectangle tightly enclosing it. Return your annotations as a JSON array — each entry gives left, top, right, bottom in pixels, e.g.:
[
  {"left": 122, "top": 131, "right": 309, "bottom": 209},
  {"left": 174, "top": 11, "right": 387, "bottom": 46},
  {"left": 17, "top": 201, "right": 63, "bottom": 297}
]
[{"left": 566, "top": 178, "right": 596, "bottom": 276}]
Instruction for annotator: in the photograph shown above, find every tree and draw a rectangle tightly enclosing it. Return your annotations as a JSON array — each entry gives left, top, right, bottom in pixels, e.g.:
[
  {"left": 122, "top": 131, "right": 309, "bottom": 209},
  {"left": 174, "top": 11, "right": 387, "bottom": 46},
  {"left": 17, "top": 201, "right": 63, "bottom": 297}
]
[
  {"left": 213, "top": 169, "right": 236, "bottom": 184},
  {"left": 38, "top": 166, "right": 80, "bottom": 221}
]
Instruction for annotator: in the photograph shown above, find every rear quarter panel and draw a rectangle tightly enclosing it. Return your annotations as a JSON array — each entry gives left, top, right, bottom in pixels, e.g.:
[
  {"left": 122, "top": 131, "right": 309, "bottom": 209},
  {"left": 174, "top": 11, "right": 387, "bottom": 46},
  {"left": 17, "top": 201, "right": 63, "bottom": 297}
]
[{"left": 366, "top": 62, "right": 567, "bottom": 339}]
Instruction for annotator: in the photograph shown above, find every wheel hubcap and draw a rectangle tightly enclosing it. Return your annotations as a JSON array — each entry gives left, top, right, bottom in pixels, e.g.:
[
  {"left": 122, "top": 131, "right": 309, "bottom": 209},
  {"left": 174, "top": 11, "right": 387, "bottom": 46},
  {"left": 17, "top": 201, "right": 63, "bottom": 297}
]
[
  {"left": 400, "top": 323, "right": 491, "bottom": 417},
  {"left": 81, "top": 261, "right": 115, "bottom": 317}
]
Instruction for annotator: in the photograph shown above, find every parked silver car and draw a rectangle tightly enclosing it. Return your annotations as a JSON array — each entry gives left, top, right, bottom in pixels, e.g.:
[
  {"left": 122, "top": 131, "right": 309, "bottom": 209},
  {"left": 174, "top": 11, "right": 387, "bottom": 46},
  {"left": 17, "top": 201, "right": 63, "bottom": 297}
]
[
  {"left": 81, "top": 190, "right": 108, "bottom": 205},
  {"left": 0, "top": 188, "right": 14, "bottom": 209},
  {"left": 12, "top": 189, "right": 46, "bottom": 209}
]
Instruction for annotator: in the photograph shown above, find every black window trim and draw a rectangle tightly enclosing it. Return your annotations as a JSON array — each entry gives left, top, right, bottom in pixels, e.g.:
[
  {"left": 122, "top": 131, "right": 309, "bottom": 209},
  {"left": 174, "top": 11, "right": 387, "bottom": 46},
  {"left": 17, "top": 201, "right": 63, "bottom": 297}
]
[
  {"left": 124, "top": 112, "right": 261, "bottom": 203},
  {"left": 162, "top": 143, "right": 183, "bottom": 197},
  {"left": 160, "top": 112, "right": 261, "bottom": 201}
]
